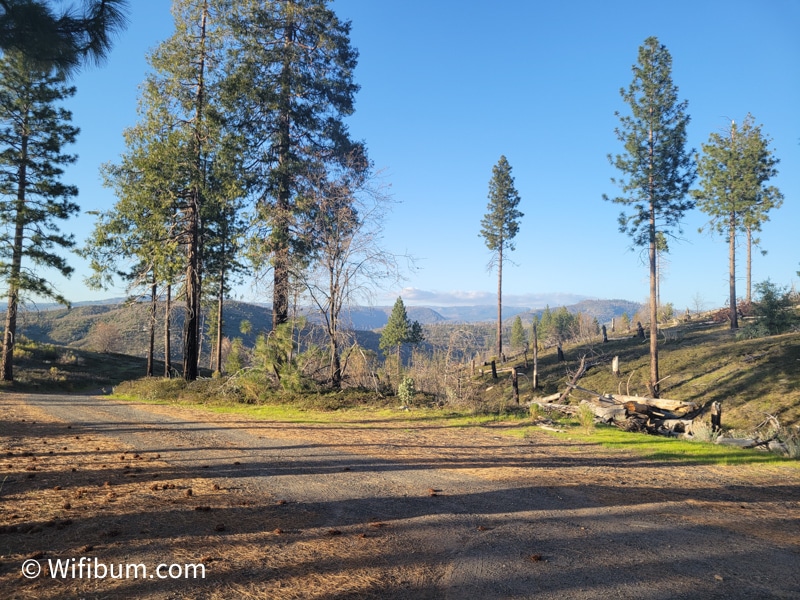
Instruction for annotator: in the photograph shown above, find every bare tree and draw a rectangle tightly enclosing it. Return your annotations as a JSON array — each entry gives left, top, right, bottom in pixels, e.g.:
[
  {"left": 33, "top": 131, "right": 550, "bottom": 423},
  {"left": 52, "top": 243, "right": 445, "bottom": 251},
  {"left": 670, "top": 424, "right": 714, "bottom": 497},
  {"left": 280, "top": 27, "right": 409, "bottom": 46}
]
[{"left": 296, "top": 160, "right": 404, "bottom": 388}]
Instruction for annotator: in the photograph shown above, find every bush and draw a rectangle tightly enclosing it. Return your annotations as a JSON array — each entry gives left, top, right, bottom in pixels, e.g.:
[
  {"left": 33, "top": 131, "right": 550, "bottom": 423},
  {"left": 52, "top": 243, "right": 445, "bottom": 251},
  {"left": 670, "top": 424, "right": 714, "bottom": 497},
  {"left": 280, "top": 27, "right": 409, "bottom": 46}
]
[
  {"left": 736, "top": 322, "right": 770, "bottom": 340},
  {"left": 752, "top": 280, "right": 795, "bottom": 334},
  {"left": 689, "top": 420, "right": 720, "bottom": 443},
  {"left": 397, "top": 377, "right": 416, "bottom": 405},
  {"left": 577, "top": 402, "right": 595, "bottom": 434}
]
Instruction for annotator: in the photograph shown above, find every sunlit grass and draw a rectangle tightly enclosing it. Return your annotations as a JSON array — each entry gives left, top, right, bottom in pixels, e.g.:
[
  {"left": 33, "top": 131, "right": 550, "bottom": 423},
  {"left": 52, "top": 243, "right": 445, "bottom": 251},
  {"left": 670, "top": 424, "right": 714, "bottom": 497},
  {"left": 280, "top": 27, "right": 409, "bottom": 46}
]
[
  {"left": 533, "top": 423, "right": 800, "bottom": 467},
  {"left": 108, "top": 381, "right": 800, "bottom": 466}
]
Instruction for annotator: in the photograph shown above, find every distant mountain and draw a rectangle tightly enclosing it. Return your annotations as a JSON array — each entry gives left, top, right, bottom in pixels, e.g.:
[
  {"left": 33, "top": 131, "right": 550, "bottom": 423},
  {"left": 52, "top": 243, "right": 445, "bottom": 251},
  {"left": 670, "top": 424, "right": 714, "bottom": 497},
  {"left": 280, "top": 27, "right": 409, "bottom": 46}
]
[
  {"left": 428, "top": 305, "right": 530, "bottom": 323},
  {"left": 512, "top": 299, "right": 643, "bottom": 326},
  {"left": 18, "top": 297, "right": 642, "bottom": 346}
]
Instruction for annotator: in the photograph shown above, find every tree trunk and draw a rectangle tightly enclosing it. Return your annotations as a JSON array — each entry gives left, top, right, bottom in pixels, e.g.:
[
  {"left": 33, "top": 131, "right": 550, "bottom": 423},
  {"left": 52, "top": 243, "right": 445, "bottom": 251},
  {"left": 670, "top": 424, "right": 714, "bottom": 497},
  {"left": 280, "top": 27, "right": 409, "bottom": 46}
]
[
  {"left": 511, "top": 368, "right": 519, "bottom": 404},
  {"left": 496, "top": 245, "right": 503, "bottom": 359},
  {"left": 164, "top": 284, "right": 172, "bottom": 377},
  {"left": 182, "top": 2, "right": 209, "bottom": 381},
  {"left": 728, "top": 211, "right": 738, "bottom": 329},
  {"left": 215, "top": 282, "right": 224, "bottom": 375},
  {"left": 532, "top": 323, "right": 539, "bottom": 389},
  {"left": 183, "top": 209, "right": 200, "bottom": 380},
  {"left": 746, "top": 226, "right": 752, "bottom": 305},
  {"left": 328, "top": 269, "right": 342, "bottom": 388},
  {"left": 1, "top": 128, "right": 28, "bottom": 382},
  {"left": 1, "top": 285, "right": 18, "bottom": 382},
  {"left": 271, "top": 18, "right": 295, "bottom": 333},
  {"left": 648, "top": 189, "right": 660, "bottom": 397},
  {"left": 147, "top": 278, "right": 156, "bottom": 377}
]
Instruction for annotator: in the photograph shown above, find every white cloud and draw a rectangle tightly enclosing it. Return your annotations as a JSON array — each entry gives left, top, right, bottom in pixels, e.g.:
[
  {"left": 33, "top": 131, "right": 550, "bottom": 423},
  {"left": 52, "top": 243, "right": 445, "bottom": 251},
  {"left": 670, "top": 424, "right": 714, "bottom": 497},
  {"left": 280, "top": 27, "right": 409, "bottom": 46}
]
[{"left": 386, "top": 288, "right": 591, "bottom": 308}]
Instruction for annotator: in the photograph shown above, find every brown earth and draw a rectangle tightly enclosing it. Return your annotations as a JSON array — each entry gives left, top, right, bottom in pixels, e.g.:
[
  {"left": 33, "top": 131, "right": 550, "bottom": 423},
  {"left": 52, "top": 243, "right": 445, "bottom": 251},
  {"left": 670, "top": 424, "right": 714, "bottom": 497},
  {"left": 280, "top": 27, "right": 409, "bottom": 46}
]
[{"left": 0, "top": 392, "right": 798, "bottom": 600}]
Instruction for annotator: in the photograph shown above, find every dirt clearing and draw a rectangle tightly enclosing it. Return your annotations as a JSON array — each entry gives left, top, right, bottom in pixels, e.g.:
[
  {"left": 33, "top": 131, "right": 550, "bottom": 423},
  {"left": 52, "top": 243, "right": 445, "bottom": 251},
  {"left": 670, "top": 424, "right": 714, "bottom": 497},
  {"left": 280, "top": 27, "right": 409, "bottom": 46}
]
[{"left": 1, "top": 393, "right": 798, "bottom": 599}]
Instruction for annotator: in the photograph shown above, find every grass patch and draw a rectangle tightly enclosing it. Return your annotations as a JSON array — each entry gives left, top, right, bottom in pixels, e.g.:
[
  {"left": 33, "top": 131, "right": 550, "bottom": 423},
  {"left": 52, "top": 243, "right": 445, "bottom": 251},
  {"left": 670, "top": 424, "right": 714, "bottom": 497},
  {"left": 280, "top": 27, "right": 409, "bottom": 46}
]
[{"left": 537, "top": 423, "right": 800, "bottom": 467}]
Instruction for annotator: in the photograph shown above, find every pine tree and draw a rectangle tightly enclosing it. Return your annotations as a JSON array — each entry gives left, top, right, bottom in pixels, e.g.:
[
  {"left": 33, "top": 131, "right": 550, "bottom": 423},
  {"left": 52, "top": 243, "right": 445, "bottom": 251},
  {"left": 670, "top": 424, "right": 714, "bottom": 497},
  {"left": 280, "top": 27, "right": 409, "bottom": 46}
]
[
  {"left": 379, "top": 297, "right": 423, "bottom": 381},
  {"left": 510, "top": 315, "right": 526, "bottom": 349},
  {"left": 480, "top": 155, "right": 523, "bottom": 361},
  {"left": 85, "top": 0, "right": 236, "bottom": 380},
  {"left": 0, "top": 50, "right": 79, "bottom": 381},
  {"left": 605, "top": 37, "right": 696, "bottom": 397},
  {"left": 223, "top": 0, "right": 364, "bottom": 335},
  {"left": 0, "top": 1, "right": 128, "bottom": 72},
  {"left": 694, "top": 114, "right": 783, "bottom": 324}
]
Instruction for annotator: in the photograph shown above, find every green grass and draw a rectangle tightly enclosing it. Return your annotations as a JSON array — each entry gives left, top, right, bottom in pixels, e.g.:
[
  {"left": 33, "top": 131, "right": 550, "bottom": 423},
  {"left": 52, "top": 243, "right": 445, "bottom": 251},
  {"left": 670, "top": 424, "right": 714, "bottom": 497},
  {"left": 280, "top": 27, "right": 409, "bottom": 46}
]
[
  {"left": 114, "top": 386, "right": 523, "bottom": 429},
  {"left": 525, "top": 422, "right": 800, "bottom": 467}
]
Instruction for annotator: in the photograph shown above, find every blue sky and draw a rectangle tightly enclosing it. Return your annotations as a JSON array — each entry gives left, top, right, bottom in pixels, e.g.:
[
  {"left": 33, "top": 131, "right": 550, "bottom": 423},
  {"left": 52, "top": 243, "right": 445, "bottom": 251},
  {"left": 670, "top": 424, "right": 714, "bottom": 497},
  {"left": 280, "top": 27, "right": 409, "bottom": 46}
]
[{"left": 51, "top": 0, "right": 799, "bottom": 312}]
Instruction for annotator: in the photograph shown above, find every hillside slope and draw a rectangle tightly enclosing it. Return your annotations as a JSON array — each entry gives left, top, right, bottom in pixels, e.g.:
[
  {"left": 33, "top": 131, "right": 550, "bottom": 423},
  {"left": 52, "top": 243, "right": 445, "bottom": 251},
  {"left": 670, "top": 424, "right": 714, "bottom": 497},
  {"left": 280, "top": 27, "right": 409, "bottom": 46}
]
[{"left": 485, "top": 319, "right": 799, "bottom": 430}]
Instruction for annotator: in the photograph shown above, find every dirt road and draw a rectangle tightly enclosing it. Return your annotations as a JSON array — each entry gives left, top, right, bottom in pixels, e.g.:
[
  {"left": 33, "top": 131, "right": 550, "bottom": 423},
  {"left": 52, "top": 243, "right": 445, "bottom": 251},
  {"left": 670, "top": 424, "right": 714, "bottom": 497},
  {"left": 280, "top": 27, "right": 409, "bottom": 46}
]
[{"left": 1, "top": 392, "right": 799, "bottom": 599}]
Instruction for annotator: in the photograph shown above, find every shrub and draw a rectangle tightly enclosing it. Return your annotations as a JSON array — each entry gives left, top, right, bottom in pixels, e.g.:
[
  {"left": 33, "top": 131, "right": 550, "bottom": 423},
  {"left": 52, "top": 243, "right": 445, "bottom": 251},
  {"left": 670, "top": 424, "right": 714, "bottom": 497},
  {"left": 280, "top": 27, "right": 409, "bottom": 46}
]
[
  {"left": 689, "top": 420, "right": 720, "bottom": 443},
  {"left": 752, "top": 280, "right": 795, "bottom": 335},
  {"left": 397, "top": 377, "right": 416, "bottom": 405},
  {"left": 736, "top": 322, "right": 770, "bottom": 340},
  {"left": 577, "top": 402, "right": 595, "bottom": 434}
]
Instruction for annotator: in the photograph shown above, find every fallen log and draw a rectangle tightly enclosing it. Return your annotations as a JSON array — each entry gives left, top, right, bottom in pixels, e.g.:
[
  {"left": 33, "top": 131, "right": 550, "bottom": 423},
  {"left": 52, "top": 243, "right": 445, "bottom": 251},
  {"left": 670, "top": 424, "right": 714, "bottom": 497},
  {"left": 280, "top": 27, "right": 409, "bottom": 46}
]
[
  {"left": 588, "top": 402, "right": 627, "bottom": 423},
  {"left": 610, "top": 394, "right": 699, "bottom": 415}
]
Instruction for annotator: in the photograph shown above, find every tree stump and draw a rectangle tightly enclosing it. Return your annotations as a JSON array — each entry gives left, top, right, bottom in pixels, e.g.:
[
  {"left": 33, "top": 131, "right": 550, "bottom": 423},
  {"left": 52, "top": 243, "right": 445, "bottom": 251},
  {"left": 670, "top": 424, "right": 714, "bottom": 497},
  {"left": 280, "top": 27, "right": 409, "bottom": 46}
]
[
  {"left": 612, "top": 355, "right": 620, "bottom": 377},
  {"left": 711, "top": 401, "right": 722, "bottom": 432},
  {"left": 601, "top": 325, "right": 608, "bottom": 343},
  {"left": 511, "top": 368, "right": 519, "bottom": 404}
]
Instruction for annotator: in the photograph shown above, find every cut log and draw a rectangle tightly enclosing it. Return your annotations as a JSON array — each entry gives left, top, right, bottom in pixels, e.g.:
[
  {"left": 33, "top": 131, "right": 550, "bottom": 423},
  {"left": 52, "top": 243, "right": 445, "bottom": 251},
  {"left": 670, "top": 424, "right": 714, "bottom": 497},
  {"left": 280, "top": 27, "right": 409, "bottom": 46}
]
[
  {"left": 584, "top": 401, "right": 627, "bottom": 423},
  {"left": 610, "top": 394, "right": 699, "bottom": 415}
]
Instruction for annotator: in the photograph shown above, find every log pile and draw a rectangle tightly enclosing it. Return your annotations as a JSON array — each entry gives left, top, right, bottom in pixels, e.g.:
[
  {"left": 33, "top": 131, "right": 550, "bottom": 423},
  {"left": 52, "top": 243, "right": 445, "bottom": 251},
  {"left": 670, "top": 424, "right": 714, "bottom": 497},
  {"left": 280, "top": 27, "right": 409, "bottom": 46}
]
[
  {"left": 528, "top": 365, "right": 793, "bottom": 454},
  {"left": 531, "top": 384, "right": 708, "bottom": 437}
]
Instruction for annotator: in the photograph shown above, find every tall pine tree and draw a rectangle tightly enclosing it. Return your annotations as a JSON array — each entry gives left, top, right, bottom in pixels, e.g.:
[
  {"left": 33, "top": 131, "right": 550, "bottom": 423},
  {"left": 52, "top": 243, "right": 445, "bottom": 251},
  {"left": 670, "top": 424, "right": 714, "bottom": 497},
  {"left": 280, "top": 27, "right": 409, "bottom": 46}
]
[
  {"left": 605, "top": 37, "right": 695, "bottom": 397},
  {"left": 85, "top": 0, "right": 237, "bottom": 380},
  {"left": 694, "top": 114, "right": 782, "bottom": 323},
  {"left": 223, "top": 0, "right": 365, "bottom": 335},
  {"left": 0, "top": 50, "right": 79, "bottom": 381},
  {"left": 480, "top": 155, "right": 523, "bottom": 361}
]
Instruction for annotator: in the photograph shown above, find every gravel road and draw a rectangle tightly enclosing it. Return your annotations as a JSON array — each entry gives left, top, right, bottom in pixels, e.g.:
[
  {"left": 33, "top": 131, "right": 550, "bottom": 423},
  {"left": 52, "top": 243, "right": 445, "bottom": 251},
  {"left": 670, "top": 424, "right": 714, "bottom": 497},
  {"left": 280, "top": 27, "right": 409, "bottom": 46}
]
[{"left": 11, "top": 393, "right": 800, "bottom": 599}]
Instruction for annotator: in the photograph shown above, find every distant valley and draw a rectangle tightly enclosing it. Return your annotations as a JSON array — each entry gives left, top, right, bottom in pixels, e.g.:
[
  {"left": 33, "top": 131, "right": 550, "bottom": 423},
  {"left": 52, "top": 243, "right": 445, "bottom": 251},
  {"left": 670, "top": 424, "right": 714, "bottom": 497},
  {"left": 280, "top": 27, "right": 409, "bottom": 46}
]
[{"left": 17, "top": 297, "right": 642, "bottom": 362}]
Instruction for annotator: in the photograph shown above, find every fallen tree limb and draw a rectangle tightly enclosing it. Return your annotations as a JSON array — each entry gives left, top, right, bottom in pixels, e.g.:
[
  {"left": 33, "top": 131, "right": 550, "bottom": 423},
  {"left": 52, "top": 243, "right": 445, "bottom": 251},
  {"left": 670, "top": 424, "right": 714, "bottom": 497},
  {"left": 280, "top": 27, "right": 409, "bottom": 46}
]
[{"left": 557, "top": 356, "right": 587, "bottom": 404}]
